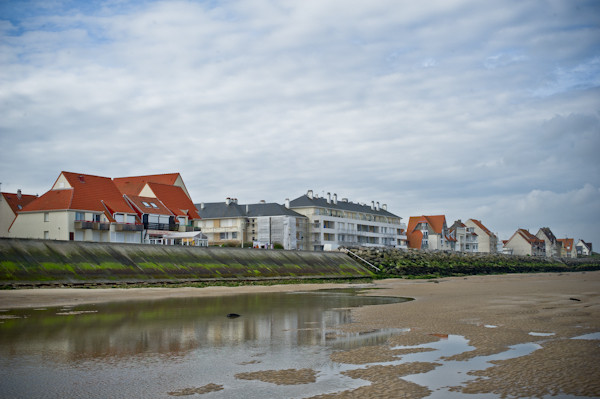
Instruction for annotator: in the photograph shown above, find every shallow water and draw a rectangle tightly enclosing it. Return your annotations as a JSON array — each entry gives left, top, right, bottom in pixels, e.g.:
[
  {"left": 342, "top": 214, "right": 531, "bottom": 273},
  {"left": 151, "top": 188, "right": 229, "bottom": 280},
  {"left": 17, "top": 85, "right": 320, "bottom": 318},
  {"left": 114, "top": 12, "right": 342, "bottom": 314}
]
[{"left": 0, "top": 289, "right": 407, "bottom": 399}]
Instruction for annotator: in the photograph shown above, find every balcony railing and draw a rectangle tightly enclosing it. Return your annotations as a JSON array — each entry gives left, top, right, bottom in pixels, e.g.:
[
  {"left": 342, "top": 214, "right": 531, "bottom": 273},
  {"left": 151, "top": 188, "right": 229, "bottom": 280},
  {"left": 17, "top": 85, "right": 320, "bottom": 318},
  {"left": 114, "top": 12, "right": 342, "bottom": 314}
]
[
  {"left": 75, "top": 221, "right": 110, "bottom": 230},
  {"left": 115, "top": 223, "right": 144, "bottom": 232}
]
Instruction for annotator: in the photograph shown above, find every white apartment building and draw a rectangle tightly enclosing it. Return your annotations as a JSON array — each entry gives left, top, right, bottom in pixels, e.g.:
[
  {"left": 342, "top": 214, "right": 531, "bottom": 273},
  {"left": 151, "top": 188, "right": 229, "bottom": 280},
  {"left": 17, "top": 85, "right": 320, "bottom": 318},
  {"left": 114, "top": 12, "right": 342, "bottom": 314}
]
[{"left": 288, "top": 190, "right": 407, "bottom": 251}]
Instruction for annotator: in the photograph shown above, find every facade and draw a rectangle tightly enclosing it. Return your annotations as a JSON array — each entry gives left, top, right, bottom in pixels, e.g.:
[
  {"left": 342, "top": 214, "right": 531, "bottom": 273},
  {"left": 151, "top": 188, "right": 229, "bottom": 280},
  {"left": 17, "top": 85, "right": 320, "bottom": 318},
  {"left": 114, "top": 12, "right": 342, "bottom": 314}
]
[
  {"left": 195, "top": 198, "right": 308, "bottom": 249},
  {"left": 557, "top": 238, "right": 575, "bottom": 258},
  {"left": 9, "top": 172, "right": 143, "bottom": 243},
  {"left": 289, "top": 191, "right": 407, "bottom": 251},
  {"left": 536, "top": 227, "right": 560, "bottom": 258},
  {"left": 465, "top": 219, "right": 498, "bottom": 253},
  {"left": 0, "top": 190, "right": 38, "bottom": 237},
  {"left": 448, "top": 220, "right": 478, "bottom": 252},
  {"left": 503, "top": 229, "right": 545, "bottom": 256},
  {"left": 576, "top": 239, "right": 593, "bottom": 256},
  {"left": 407, "top": 215, "right": 453, "bottom": 251}
]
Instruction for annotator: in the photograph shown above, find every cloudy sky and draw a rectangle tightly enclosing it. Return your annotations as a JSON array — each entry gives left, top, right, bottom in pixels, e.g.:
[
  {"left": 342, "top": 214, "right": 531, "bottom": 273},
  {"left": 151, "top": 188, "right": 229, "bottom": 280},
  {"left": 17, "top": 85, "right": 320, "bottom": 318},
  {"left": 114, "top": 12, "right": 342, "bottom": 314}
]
[{"left": 1, "top": 0, "right": 599, "bottom": 245}]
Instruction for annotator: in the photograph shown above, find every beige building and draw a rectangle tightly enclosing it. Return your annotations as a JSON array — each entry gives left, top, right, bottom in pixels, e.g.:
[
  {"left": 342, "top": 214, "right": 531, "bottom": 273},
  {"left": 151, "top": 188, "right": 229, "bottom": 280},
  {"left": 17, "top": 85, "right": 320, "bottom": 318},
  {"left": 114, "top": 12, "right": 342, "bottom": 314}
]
[
  {"left": 465, "top": 219, "right": 498, "bottom": 253},
  {"left": 195, "top": 198, "right": 309, "bottom": 250},
  {"left": 289, "top": 191, "right": 407, "bottom": 251},
  {"left": 0, "top": 190, "right": 38, "bottom": 237},
  {"left": 503, "top": 229, "right": 545, "bottom": 256}
]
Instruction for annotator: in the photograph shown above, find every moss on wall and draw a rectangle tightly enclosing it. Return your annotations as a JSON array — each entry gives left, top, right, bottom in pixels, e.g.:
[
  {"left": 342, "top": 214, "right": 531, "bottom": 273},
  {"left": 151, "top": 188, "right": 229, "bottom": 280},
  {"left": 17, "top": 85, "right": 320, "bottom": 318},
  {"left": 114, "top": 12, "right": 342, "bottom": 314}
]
[{"left": 0, "top": 238, "right": 371, "bottom": 286}]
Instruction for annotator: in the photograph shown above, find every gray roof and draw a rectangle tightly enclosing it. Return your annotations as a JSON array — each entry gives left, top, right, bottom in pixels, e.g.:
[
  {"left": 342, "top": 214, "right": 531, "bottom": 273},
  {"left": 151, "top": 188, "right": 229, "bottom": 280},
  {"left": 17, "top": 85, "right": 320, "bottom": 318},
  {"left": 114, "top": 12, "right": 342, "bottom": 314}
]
[
  {"left": 194, "top": 202, "right": 305, "bottom": 219},
  {"left": 289, "top": 194, "right": 401, "bottom": 218}
]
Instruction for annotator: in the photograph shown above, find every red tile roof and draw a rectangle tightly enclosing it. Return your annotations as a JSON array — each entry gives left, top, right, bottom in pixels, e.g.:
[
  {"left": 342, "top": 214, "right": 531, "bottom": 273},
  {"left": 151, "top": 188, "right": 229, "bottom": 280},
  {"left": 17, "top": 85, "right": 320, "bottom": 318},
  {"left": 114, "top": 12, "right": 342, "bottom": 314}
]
[
  {"left": 113, "top": 174, "right": 188, "bottom": 197},
  {"left": 20, "top": 172, "right": 136, "bottom": 222},
  {"left": 146, "top": 182, "right": 200, "bottom": 220},
  {"left": 126, "top": 195, "right": 173, "bottom": 216},
  {"left": 1, "top": 192, "right": 38, "bottom": 214},
  {"left": 557, "top": 238, "right": 574, "bottom": 251},
  {"left": 506, "top": 228, "right": 544, "bottom": 246}
]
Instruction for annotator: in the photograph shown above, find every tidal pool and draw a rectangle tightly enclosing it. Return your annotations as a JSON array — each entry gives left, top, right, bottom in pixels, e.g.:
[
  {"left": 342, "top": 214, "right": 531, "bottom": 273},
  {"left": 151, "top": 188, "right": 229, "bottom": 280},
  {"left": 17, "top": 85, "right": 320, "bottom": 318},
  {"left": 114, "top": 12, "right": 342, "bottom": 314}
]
[{"left": 0, "top": 288, "right": 408, "bottom": 399}]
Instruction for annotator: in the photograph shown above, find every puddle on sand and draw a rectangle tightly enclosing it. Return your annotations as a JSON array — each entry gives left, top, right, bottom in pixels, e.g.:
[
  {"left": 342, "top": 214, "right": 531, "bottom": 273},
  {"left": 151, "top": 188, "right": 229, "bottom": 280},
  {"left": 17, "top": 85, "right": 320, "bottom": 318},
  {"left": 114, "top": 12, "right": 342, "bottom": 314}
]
[
  {"left": 571, "top": 332, "right": 600, "bottom": 340},
  {"left": 379, "top": 335, "right": 543, "bottom": 399},
  {"left": 529, "top": 332, "right": 555, "bottom": 337}
]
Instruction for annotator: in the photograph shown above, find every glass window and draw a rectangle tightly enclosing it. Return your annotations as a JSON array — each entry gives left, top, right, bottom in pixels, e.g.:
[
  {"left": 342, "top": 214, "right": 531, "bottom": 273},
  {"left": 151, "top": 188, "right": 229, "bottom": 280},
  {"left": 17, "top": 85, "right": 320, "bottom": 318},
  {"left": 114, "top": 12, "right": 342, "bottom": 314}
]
[
  {"left": 75, "top": 212, "right": 85, "bottom": 221},
  {"left": 142, "top": 201, "right": 150, "bottom": 207},
  {"left": 44, "top": 212, "right": 49, "bottom": 222}
]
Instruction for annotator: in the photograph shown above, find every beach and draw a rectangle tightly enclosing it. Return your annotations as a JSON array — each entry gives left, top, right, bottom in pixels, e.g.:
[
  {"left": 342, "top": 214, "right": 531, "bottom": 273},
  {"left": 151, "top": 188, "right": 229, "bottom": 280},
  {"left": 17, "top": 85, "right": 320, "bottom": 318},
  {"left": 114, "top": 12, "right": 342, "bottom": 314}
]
[{"left": 1, "top": 272, "right": 599, "bottom": 398}]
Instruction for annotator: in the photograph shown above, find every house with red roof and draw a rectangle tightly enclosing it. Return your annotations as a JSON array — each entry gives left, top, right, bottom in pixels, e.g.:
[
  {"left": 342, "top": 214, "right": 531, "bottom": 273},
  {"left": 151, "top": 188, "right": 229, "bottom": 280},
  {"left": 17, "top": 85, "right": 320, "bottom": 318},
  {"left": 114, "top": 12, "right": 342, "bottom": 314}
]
[
  {"left": 503, "top": 229, "right": 545, "bottom": 256},
  {"left": 9, "top": 172, "right": 143, "bottom": 242},
  {"left": 0, "top": 190, "right": 38, "bottom": 237},
  {"left": 465, "top": 219, "right": 498, "bottom": 253},
  {"left": 557, "top": 238, "right": 575, "bottom": 258},
  {"left": 406, "top": 215, "right": 453, "bottom": 250}
]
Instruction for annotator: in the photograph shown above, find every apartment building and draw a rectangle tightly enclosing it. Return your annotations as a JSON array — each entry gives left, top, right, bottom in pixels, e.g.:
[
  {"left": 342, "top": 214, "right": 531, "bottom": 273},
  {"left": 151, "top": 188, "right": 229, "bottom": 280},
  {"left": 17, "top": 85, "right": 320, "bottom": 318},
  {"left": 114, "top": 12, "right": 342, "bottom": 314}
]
[
  {"left": 195, "top": 198, "right": 308, "bottom": 249},
  {"left": 448, "top": 220, "right": 478, "bottom": 252},
  {"left": 288, "top": 190, "right": 407, "bottom": 251}
]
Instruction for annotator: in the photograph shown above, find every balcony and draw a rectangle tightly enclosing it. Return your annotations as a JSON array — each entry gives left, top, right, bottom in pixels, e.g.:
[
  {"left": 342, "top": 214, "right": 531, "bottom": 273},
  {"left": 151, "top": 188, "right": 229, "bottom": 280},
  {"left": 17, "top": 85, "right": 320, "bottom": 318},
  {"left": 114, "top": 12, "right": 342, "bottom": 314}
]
[
  {"left": 74, "top": 221, "right": 93, "bottom": 230},
  {"left": 93, "top": 222, "right": 110, "bottom": 231},
  {"left": 75, "top": 221, "right": 110, "bottom": 230},
  {"left": 115, "top": 223, "right": 144, "bottom": 232}
]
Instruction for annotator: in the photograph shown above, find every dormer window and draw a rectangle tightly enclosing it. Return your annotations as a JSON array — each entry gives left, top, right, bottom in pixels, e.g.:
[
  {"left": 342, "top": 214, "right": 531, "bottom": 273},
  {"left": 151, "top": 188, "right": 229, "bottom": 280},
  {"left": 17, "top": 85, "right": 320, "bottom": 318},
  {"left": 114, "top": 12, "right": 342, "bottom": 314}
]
[
  {"left": 142, "top": 201, "right": 151, "bottom": 207},
  {"left": 150, "top": 202, "right": 158, "bottom": 208}
]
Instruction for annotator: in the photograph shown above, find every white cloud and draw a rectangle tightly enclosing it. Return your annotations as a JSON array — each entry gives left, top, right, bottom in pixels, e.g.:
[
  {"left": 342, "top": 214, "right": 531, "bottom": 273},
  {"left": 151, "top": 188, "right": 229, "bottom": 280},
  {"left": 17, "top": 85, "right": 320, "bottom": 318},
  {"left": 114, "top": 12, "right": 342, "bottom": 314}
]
[{"left": 1, "top": 0, "right": 599, "bottom": 246}]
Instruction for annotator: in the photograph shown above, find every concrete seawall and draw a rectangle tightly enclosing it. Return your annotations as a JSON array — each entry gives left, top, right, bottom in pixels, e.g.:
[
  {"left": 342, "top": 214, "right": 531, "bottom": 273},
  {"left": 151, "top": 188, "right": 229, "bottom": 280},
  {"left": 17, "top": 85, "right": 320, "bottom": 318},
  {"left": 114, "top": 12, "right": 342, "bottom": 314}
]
[{"left": 0, "top": 238, "right": 372, "bottom": 286}]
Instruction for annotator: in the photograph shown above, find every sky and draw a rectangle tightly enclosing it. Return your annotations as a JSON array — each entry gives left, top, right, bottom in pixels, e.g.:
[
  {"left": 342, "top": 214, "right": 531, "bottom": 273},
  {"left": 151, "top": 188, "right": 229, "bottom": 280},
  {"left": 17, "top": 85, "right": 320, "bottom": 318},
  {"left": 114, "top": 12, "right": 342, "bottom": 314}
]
[{"left": 1, "top": 0, "right": 599, "bottom": 246}]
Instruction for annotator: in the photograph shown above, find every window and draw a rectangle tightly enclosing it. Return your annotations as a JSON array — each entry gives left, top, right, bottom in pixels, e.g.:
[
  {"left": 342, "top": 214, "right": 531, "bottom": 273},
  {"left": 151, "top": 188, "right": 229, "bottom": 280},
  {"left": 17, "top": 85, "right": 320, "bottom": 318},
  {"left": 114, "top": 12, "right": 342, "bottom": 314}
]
[
  {"left": 93, "top": 214, "right": 101, "bottom": 222},
  {"left": 142, "top": 201, "right": 151, "bottom": 207},
  {"left": 232, "top": 232, "right": 238, "bottom": 239},
  {"left": 127, "top": 214, "right": 136, "bottom": 224},
  {"left": 44, "top": 231, "right": 49, "bottom": 239},
  {"left": 44, "top": 212, "right": 49, "bottom": 222},
  {"left": 75, "top": 212, "right": 85, "bottom": 221},
  {"left": 115, "top": 214, "right": 125, "bottom": 223},
  {"left": 150, "top": 202, "right": 158, "bottom": 208},
  {"left": 220, "top": 232, "right": 227, "bottom": 240}
]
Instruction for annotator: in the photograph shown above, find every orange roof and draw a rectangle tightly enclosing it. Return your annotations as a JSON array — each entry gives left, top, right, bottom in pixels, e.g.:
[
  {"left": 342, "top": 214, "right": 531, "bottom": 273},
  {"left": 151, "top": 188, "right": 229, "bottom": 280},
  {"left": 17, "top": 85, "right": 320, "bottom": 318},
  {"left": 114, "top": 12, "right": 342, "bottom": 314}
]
[
  {"left": 406, "top": 215, "right": 447, "bottom": 249},
  {"left": 146, "top": 182, "right": 200, "bottom": 220},
  {"left": 20, "top": 172, "right": 135, "bottom": 221},
  {"left": 126, "top": 195, "right": 173, "bottom": 216},
  {"left": 557, "top": 238, "right": 574, "bottom": 251},
  {"left": 468, "top": 219, "right": 494, "bottom": 237},
  {"left": 1, "top": 192, "right": 38, "bottom": 214},
  {"left": 113, "top": 173, "right": 185, "bottom": 196}
]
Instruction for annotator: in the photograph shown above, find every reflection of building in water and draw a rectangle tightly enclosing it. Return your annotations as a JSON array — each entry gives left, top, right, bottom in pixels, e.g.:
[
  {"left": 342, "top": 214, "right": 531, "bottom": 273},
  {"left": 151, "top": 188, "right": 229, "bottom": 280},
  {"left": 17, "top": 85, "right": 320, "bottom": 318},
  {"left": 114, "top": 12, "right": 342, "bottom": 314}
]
[{"left": 0, "top": 294, "right": 404, "bottom": 362}]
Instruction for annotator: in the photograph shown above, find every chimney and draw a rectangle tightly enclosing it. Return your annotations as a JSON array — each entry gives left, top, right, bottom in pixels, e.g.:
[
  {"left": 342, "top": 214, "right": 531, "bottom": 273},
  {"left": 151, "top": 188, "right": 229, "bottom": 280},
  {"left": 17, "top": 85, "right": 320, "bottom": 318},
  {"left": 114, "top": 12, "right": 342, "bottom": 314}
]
[
  {"left": 226, "top": 197, "right": 231, "bottom": 205},
  {"left": 307, "top": 190, "right": 313, "bottom": 200},
  {"left": 285, "top": 198, "right": 290, "bottom": 209},
  {"left": 327, "top": 192, "right": 331, "bottom": 204},
  {"left": 246, "top": 204, "right": 249, "bottom": 213},
  {"left": 17, "top": 189, "right": 22, "bottom": 200},
  {"left": 200, "top": 202, "right": 205, "bottom": 210},
  {"left": 371, "top": 201, "right": 375, "bottom": 210},
  {"left": 376, "top": 201, "right": 380, "bottom": 211},
  {"left": 382, "top": 204, "right": 387, "bottom": 211},
  {"left": 333, "top": 193, "right": 337, "bottom": 204}
]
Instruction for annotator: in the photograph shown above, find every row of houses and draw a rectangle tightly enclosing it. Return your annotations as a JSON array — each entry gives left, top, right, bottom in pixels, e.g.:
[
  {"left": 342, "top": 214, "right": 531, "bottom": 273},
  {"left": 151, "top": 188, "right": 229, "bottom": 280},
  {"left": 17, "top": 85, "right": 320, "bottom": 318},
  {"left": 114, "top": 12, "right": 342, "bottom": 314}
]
[
  {"left": 0, "top": 171, "right": 594, "bottom": 257},
  {"left": 405, "top": 215, "right": 592, "bottom": 258}
]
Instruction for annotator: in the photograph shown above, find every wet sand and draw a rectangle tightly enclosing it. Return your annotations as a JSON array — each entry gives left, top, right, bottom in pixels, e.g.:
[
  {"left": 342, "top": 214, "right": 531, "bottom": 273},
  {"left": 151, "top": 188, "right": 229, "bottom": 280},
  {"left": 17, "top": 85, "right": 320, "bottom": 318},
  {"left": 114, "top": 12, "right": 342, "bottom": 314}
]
[{"left": 2, "top": 272, "right": 599, "bottom": 398}]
